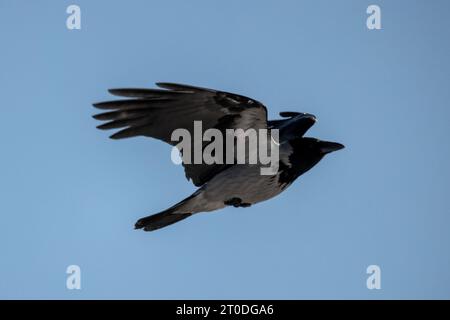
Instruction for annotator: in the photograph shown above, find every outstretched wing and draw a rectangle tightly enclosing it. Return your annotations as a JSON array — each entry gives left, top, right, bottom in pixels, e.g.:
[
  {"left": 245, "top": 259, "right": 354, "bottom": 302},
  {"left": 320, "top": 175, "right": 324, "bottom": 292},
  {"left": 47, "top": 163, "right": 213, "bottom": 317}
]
[
  {"left": 268, "top": 112, "right": 316, "bottom": 140},
  {"left": 93, "top": 82, "right": 268, "bottom": 186}
]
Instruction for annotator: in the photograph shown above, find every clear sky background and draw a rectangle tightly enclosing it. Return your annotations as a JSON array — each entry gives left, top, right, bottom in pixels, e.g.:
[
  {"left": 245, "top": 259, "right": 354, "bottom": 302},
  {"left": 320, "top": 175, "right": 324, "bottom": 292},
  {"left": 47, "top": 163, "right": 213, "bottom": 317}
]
[{"left": 1, "top": 0, "right": 449, "bottom": 299}]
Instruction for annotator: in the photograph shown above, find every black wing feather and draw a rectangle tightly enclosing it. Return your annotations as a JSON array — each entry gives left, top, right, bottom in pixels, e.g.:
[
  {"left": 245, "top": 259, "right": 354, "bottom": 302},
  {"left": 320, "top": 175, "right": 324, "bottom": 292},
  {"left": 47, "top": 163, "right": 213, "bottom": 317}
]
[{"left": 93, "top": 82, "right": 267, "bottom": 186}]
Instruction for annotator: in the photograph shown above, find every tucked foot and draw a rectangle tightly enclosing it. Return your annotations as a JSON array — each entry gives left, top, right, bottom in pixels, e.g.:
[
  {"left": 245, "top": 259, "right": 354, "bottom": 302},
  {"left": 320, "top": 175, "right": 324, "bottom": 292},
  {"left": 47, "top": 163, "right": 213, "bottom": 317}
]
[{"left": 224, "top": 197, "right": 252, "bottom": 208}]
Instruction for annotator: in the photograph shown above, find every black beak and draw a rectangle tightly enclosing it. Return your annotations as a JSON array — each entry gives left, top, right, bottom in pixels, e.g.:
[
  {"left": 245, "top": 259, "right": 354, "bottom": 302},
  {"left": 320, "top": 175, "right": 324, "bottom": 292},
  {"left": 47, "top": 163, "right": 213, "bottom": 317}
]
[{"left": 319, "top": 141, "right": 345, "bottom": 154}]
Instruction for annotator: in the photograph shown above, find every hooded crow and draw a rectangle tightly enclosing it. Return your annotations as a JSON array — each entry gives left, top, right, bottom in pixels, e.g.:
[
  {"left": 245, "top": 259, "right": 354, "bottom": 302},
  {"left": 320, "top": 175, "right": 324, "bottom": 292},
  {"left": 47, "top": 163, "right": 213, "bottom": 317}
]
[{"left": 93, "top": 83, "right": 344, "bottom": 231}]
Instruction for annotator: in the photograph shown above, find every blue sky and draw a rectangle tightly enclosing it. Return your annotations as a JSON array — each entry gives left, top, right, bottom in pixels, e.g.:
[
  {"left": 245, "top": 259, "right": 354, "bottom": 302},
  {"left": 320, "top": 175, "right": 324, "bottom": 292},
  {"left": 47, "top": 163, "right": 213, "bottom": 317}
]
[{"left": 0, "top": 0, "right": 449, "bottom": 299}]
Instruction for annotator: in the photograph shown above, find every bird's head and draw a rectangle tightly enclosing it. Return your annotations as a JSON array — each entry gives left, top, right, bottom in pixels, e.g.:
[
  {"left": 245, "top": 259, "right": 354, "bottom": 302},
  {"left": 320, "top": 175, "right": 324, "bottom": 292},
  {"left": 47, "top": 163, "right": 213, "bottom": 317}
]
[
  {"left": 288, "top": 137, "right": 345, "bottom": 175},
  {"left": 296, "top": 137, "right": 344, "bottom": 155}
]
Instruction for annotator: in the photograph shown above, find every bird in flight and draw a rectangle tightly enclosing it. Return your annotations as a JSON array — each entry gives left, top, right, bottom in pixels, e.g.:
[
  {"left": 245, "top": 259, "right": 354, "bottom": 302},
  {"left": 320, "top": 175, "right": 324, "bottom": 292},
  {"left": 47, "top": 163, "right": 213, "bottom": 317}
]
[{"left": 93, "top": 83, "right": 344, "bottom": 231}]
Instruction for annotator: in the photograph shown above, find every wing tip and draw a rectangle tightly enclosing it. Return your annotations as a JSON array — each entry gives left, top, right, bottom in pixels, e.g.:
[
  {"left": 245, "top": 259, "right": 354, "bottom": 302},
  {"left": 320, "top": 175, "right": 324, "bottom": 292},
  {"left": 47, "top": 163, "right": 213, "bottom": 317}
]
[
  {"left": 107, "top": 88, "right": 120, "bottom": 96},
  {"left": 96, "top": 123, "right": 111, "bottom": 130},
  {"left": 155, "top": 82, "right": 211, "bottom": 93},
  {"left": 109, "top": 132, "right": 122, "bottom": 140},
  {"left": 109, "top": 129, "right": 134, "bottom": 140}
]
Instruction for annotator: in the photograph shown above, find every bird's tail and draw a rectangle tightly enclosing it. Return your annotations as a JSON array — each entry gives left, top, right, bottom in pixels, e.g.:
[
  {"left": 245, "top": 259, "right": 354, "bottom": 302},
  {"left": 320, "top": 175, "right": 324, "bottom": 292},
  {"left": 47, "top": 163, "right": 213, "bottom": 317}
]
[
  {"left": 134, "top": 210, "right": 192, "bottom": 232},
  {"left": 134, "top": 193, "right": 198, "bottom": 232}
]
